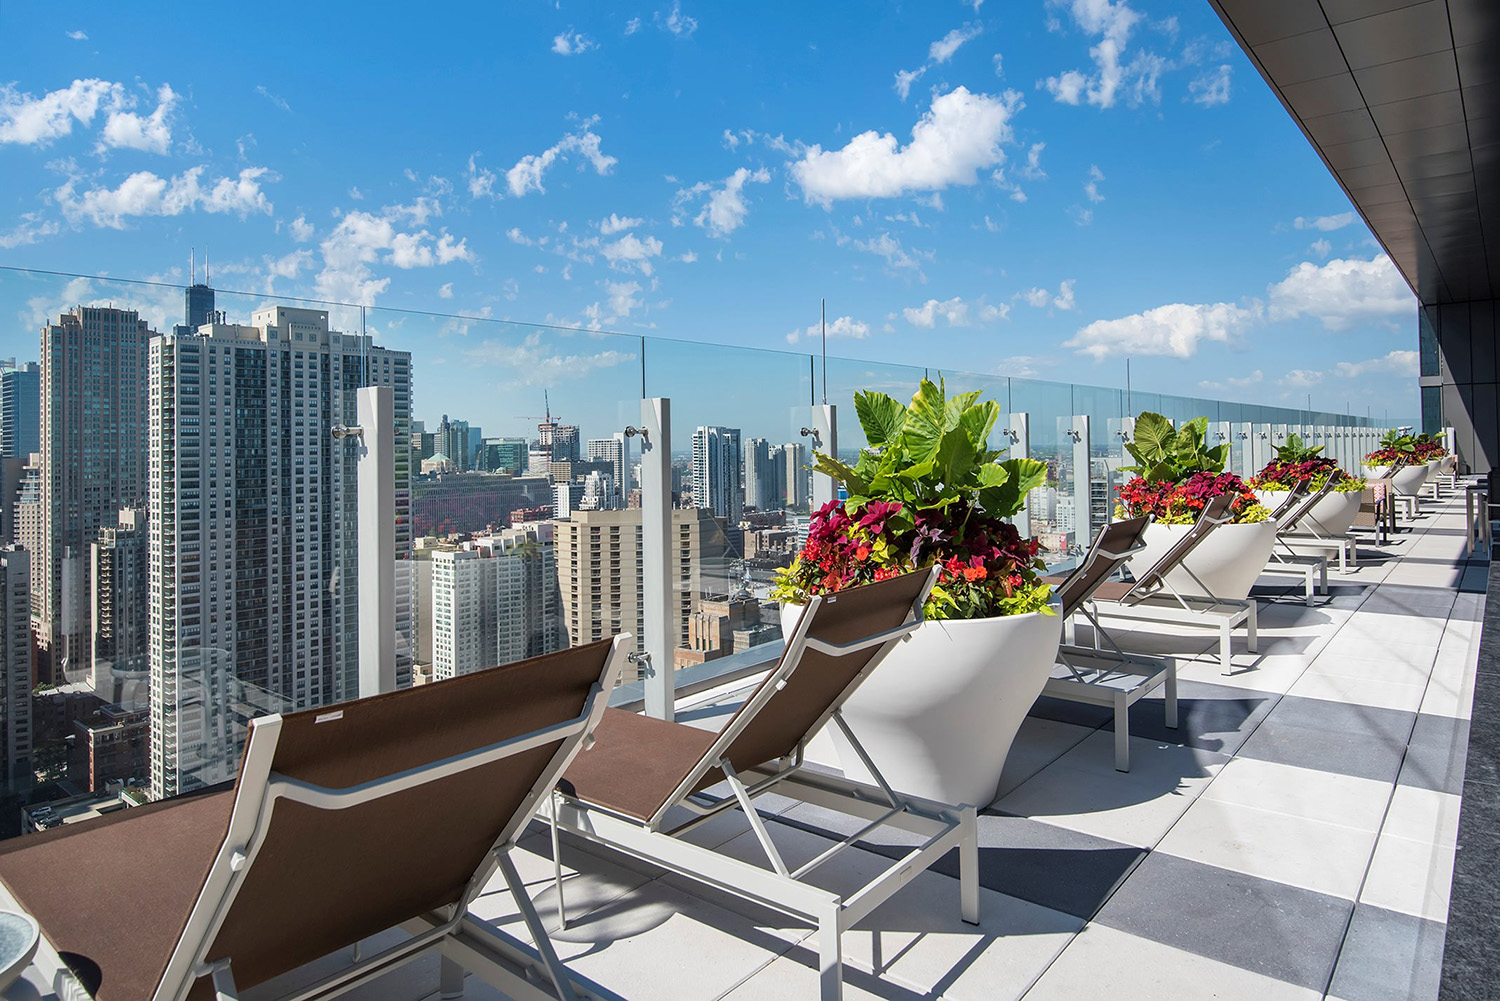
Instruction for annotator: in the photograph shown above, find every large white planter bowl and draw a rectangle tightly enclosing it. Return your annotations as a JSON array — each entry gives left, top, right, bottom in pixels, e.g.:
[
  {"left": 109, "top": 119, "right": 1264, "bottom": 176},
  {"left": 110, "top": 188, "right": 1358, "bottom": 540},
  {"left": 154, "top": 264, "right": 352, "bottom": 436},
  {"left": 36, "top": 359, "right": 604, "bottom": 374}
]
[
  {"left": 785, "top": 604, "right": 1061, "bottom": 808},
  {"left": 1127, "top": 519, "right": 1278, "bottom": 601},
  {"left": 1255, "top": 488, "right": 1362, "bottom": 537},
  {"left": 1364, "top": 464, "right": 1428, "bottom": 496}
]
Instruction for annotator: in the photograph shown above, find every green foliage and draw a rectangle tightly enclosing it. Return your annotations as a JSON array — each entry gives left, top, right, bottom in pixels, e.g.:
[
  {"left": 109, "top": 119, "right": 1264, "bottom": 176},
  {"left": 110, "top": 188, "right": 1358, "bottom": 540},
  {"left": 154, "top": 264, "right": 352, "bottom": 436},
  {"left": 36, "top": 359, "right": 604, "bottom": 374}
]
[
  {"left": 816, "top": 378, "right": 1045, "bottom": 522},
  {"left": 1272, "top": 433, "right": 1324, "bottom": 463},
  {"left": 1378, "top": 429, "right": 1417, "bottom": 454},
  {"left": 1120, "top": 412, "right": 1229, "bottom": 483}
]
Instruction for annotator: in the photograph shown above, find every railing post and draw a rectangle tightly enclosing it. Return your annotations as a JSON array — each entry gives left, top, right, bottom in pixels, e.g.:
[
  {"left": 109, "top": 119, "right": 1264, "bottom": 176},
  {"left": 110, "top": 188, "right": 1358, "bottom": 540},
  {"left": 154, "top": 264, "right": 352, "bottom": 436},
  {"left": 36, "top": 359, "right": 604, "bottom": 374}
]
[
  {"left": 811, "top": 404, "right": 838, "bottom": 511},
  {"left": 1007, "top": 412, "right": 1030, "bottom": 537},
  {"left": 641, "top": 397, "right": 674, "bottom": 721},
  {"left": 1071, "top": 415, "right": 1091, "bottom": 548},
  {"left": 356, "top": 386, "right": 396, "bottom": 698}
]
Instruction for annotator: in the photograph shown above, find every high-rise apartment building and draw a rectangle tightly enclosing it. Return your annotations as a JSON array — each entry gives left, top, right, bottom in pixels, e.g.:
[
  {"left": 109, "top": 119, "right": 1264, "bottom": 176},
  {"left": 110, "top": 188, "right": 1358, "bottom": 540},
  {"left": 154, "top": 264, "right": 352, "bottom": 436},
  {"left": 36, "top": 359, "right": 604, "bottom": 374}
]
[
  {"left": 585, "top": 434, "right": 632, "bottom": 505},
  {"left": 481, "top": 437, "right": 529, "bottom": 475},
  {"left": 554, "top": 507, "right": 728, "bottom": 679},
  {"left": 0, "top": 547, "right": 30, "bottom": 794},
  {"left": 0, "top": 362, "right": 40, "bottom": 460},
  {"left": 691, "top": 426, "right": 743, "bottom": 524},
  {"left": 744, "top": 437, "right": 778, "bottom": 511},
  {"left": 92, "top": 508, "right": 149, "bottom": 683},
  {"left": 148, "top": 306, "right": 412, "bottom": 799},
  {"left": 428, "top": 525, "right": 563, "bottom": 682},
  {"left": 437, "top": 415, "right": 472, "bottom": 473},
  {"left": 39, "top": 307, "right": 154, "bottom": 685},
  {"left": 780, "top": 440, "right": 810, "bottom": 511}
]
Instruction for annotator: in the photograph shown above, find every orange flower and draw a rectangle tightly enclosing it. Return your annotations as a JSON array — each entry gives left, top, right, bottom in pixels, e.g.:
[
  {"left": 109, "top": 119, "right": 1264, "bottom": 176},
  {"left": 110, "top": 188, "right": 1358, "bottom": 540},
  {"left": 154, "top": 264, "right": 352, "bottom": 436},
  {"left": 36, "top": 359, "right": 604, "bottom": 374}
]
[
  {"left": 962, "top": 566, "right": 987, "bottom": 582},
  {"left": 856, "top": 545, "right": 871, "bottom": 561}
]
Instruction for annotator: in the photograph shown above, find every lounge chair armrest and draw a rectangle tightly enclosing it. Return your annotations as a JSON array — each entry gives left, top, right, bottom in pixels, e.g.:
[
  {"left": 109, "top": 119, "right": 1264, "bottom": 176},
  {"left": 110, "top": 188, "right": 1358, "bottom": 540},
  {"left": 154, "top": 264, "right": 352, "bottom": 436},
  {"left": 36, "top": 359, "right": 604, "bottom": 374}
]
[{"left": 803, "top": 617, "right": 923, "bottom": 656}]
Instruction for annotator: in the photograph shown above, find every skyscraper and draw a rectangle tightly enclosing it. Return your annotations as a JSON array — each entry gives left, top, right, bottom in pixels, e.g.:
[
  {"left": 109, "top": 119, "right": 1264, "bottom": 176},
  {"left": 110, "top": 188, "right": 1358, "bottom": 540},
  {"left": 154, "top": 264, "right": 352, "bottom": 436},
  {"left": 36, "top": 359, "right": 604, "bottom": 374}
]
[
  {"left": 691, "top": 426, "right": 743, "bottom": 524},
  {"left": 92, "top": 508, "right": 149, "bottom": 683},
  {"left": 744, "top": 437, "right": 776, "bottom": 511},
  {"left": 39, "top": 307, "right": 153, "bottom": 684},
  {"left": 0, "top": 547, "right": 30, "bottom": 794},
  {"left": 586, "top": 433, "right": 632, "bottom": 505},
  {"left": 0, "top": 362, "right": 40, "bottom": 460},
  {"left": 437, "top": 415, "right": 472, "bottom": 473},
  {"left": 781, "top": 440, "right": 810, "bottom": 510},
  {"left": 148, "top": 306, "right": 412, "bottom": 799}
]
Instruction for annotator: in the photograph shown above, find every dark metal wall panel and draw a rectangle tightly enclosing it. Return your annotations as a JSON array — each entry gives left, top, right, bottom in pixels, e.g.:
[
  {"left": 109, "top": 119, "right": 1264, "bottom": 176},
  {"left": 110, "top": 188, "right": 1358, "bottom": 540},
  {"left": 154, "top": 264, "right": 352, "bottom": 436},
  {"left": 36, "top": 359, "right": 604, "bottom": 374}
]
[{"left": 1473, "top": 301, "right": 1497, "bottom": 382}]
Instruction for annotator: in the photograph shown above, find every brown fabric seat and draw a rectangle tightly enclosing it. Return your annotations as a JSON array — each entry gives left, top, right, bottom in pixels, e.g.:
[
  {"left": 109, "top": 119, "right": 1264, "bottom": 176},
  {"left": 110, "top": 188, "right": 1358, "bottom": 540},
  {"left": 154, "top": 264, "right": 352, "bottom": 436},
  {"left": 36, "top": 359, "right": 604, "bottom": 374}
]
[
  {"left": 558, "top": 708, "right": 717, "bottom": 821},
  {"left": 0, "top": 788, "right": 235, "bottom": 1001}
]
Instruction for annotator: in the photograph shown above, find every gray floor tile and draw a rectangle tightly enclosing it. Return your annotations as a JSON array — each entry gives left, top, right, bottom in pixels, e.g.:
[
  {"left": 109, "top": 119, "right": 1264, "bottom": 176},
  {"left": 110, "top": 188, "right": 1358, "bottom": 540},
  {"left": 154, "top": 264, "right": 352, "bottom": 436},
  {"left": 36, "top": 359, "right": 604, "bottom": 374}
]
[
  {"left": 1103, "top": 679, "right": 1279, "bottom": 757},
  {"left": 1092, "top": 851, "right": 1354, "bottom": 992},
  {"left": 1398, "top": 713, "right": 1471, "bottom": 795},
  {"left": 1026, "top": 693, "right": 1113, "bottom": 730},
  {"left": 1329, "top": 904, "right": 1446, "bottom": 1001},
  {"left": 1237, "top": 695, "right": 1415, "bottom": 783}
]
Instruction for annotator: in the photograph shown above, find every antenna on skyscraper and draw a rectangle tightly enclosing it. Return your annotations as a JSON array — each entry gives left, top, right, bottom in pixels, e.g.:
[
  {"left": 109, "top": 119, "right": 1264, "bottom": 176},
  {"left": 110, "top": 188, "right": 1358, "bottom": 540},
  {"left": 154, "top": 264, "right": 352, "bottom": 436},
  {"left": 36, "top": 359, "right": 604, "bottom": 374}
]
[
  {"left": 190, "top": 247, "right": 195, "bottom": 285},
  {"left": 205, "top": 250, "right": 210, "bottom": 286},
  {"left": 544, "top": 390, "right": 551, "bottom": 423}
]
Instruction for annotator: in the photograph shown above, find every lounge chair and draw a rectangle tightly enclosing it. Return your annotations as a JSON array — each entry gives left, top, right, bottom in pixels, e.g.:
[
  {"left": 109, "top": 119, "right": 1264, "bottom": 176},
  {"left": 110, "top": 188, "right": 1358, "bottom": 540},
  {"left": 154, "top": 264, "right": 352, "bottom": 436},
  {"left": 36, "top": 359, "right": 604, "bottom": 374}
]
[
  {"left": 1273, "top": 469, "right": 1357, "bottom": 575},
  {"left": 551, "top": 567, "right": 977, "bottom": 1001},
  {"left": 1353, "top": 467, "right": 1398, "bottom": 545},
  {"left": 1259, "top": 475, "right": 1336, "bottom": 603},
  {"left": 1040, "top": 516, "right": 1177, "bottom": 771},
  {"left": 1084, "top": 493, "right": 1258, "bottom": 675},
  {"left": 0, "top": 638, "right": 631, "bottom": 1001}
]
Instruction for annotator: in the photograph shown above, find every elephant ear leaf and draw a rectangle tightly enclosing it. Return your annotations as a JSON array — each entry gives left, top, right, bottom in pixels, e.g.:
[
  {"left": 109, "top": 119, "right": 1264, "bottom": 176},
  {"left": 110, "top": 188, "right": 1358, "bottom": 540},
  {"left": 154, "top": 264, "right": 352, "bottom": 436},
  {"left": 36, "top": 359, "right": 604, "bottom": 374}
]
[
  {"left": 979, "top": 457, "right": 1046, "bottom": 518},
  {"left": 812, "top": 452, "right": 869, "bottom": 498},
  {"left": 1131, "top": 412, "right": 1175, "bottom": 463},
  {"left": 901, "top": 378, "right": 948, "bottom": 464},
  {"left": 854, "top": 391, "right": 906, "bottom": 448},
  {"left": 957, "top": 399, "right": 999, "bottom": 450}
]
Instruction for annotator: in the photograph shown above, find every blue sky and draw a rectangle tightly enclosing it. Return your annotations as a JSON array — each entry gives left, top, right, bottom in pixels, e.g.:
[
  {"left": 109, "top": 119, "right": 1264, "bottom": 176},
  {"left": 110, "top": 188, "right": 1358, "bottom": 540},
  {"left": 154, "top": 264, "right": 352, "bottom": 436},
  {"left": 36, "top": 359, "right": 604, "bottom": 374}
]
[{"left": 0, "top": 0, "right": 1420, "bottom": 441}]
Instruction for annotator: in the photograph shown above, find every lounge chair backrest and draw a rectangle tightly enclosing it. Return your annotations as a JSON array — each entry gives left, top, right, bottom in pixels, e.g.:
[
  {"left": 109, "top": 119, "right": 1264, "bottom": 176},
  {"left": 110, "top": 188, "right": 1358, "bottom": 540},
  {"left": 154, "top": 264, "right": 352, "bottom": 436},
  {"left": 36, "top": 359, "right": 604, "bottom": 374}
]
[
  {"left": 1053, "top": 516, "right": 1150, "bottom": 618},
  {"left": 166, "top": 638, "right": 626, "bottom": 998},
  {"left": 1123, "top": 492, "right": 1234, "bottom": 600},
  {"left": 680, "top": 568, "right": 935, "bottom": 805},
  {"left": 1278, "top": 469, "right": 1342, "bottom": 534}
]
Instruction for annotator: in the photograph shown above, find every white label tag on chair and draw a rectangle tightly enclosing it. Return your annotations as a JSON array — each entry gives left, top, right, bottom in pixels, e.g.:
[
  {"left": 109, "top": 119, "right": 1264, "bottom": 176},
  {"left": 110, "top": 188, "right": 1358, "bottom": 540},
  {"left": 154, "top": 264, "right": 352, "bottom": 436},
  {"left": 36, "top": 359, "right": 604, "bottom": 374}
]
[{"left": 315, "top": 710, "right": 344, "bottom": 724}]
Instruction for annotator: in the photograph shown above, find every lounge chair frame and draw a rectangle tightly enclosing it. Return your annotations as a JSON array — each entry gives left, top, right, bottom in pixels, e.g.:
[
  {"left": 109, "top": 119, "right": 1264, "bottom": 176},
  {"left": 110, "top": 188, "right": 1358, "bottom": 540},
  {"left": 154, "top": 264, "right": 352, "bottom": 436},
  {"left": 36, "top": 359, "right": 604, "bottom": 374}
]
[{"left": 551, "top": 568, "right": 979, "bottom": 1001}]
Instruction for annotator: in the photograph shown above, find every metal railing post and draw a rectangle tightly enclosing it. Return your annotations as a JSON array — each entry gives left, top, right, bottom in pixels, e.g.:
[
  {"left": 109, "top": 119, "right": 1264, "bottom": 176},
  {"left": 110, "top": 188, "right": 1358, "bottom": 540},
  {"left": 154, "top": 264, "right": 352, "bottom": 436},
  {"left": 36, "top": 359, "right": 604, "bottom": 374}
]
[
  {"left": 1007, "top": 412, "right": 1030, "bottom": 537},
  {"left": 355, "top": 386, "right": 396, "bottom": 698},
  {"left": 1071, "top": 415, "right": 1091, "bottom": 547},
  {"left": 641, "top": 397, "right": 674, "bottom": 721},
  {"left": 811, "top": 404, "right": 838, "bottom": 511}
]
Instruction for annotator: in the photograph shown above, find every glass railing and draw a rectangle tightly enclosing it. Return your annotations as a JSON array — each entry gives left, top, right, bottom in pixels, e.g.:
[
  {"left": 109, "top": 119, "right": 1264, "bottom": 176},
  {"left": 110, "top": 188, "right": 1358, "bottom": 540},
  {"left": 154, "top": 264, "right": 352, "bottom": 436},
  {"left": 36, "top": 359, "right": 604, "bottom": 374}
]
[{"left": 0, "top": 265, "right": 1405, "bottom": 826}]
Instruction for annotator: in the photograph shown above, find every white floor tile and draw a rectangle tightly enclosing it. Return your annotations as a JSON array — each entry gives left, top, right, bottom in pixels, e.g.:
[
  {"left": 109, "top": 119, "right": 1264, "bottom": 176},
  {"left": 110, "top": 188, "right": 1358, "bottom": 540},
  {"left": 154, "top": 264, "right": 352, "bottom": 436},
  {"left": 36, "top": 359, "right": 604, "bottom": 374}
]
[
  {"left": 1302, "top": 653, "right": 1435, "bottom": 686},
  {"left": 1381, "top": 784, "right": 1463, "bottom": 848},
  {"left": 1022, "top": 923, "right": 1322, "bottom": 1001},
  {"left": 1359, "top": 833, "right": 1455, "bottom": 922},
  {"left": 1286, "top": 672, "right": 1427, "bottom": 713},
  {"left": 1156, "top": 798, "right": 1377, "bottom": 900},
  {"left": 1201, "top": 757, "right": 1394, "bottom": 833}
]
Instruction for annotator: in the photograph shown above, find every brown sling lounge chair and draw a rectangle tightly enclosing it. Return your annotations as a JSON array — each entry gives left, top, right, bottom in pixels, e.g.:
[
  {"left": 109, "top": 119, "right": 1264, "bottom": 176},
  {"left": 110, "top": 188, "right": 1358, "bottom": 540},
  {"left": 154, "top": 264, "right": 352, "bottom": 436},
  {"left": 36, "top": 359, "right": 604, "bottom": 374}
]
[
  {"left": 551, "top": 567, "right": 978, "bottom": 1001},
  {"left": 0, "top": 638, "right": 630, "bottom": 1001},
  {"left": 1040, "top": 515, "right": 1177, "bottom": 771},
  {"left": 1083, "top": 493, "right": 1259, "bottom": 675}
]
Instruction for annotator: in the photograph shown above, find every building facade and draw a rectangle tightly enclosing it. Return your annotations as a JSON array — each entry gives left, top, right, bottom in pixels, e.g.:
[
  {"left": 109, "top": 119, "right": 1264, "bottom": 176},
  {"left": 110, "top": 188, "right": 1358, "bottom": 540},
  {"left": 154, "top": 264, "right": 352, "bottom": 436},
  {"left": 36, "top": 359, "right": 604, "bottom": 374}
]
[
  {"left": 0, "top": 362, "right": 39, "bottom": 461},
  {"left": 0, "top": 548, "right": 30, "bottom": 794},
  {"left": 691, "top": 426, "right": 743, "bottom": 524},
  {"left": 147, "top": 306, "right": 412, "bottom": 799},
  {"left": 39, "top": 307, "right": 154, "bottom": 685}
]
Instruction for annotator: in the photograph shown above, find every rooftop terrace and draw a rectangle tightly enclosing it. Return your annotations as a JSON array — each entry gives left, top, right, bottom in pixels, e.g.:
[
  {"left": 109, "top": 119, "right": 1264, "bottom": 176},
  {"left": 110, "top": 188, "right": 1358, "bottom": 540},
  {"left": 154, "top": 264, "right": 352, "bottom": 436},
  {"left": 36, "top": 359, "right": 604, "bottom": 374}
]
[{"left": 11, "top": 488, "right": 1481, "bottom": 1001}]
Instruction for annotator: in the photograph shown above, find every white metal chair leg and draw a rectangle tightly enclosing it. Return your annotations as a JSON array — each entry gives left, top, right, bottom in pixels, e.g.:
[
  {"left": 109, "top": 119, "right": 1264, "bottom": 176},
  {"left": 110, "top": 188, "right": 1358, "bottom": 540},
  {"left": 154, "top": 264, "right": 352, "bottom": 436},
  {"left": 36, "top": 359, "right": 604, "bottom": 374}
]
[
  {"left": 1164, "top": 662, "right": 1178, "bottom": 729},
  {"left": 818, "top": 904, "right": 843, "bottom": 1001},
  {"left": 959, "top": 806, "right": 979, "bottom": 925},
  {"left": 1114, "top": 691, "right": 1130, "bottom": 772},
  {"left": 549, "top": 792, "right": 568, "bottom": 931},
  {"left": 498, "top": 852, "right": 581, "bottom": 1001},
  {"left": 1247, "top": 602, "right": 1259, "bottom": 652},
  {"left": 1219, "top": 621, "right": 1233, "bottom": 676}
]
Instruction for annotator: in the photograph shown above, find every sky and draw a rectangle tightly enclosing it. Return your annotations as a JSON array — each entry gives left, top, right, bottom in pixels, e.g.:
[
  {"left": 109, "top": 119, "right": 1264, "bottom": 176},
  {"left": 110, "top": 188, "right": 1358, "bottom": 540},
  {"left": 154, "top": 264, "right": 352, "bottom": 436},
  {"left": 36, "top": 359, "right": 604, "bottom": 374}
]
[{"left": 0, "top": 0, "right": 1421, "bottom": 443}]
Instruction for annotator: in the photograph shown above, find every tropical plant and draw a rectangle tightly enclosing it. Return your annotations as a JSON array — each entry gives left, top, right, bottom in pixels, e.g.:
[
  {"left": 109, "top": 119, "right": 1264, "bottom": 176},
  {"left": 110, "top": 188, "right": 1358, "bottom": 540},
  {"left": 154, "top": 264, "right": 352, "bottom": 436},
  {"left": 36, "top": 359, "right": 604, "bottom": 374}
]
[
  {"left": 1366, "top": 429, "right": 1420, "bottom": 465},
  {"left": 772, "top": 378, "right": 1053, "bottom": 619},
  {"left": 1271, "top": 432, "right": 1323, "bottom": 463},
  {"left": 1115, "top": 411, "right": 1266, "bottom": 524},
  {"left": 1411, "top": 432, "right": 1447, "bottom": 461},
  {"left": 1120, "top": 412, "right": 1229, "bottom": 482},
  {"left": 1253, "top": 433, "right": 1364, "bottom": 493}
]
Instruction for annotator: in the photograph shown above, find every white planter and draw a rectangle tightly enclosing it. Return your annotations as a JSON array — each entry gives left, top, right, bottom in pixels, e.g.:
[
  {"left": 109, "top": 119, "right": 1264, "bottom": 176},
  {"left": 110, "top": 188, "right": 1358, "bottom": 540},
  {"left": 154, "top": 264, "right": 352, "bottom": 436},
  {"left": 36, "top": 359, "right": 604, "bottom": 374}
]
[
  {"left": 1127, "top": 519, "right": 1278, "bottom": 601},
  {"left": 785, "top": 603, "right": 1061, "bottom": 808},
  {"left": 1364, "top": 464, "right": 1428, "bottom": 496},
  {"left": 1255, "top": 488, "right": 1362, "bottom": 537}
]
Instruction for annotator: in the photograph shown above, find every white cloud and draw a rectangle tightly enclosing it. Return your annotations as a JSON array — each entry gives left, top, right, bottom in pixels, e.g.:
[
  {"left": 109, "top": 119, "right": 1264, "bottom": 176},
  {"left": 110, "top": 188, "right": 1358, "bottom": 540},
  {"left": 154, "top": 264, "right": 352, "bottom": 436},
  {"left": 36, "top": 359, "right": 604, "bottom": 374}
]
[
  {"left": 678, "top": 250, "right": 698, "bottom": 263},
  {"left": 902, "top": 295, "right": 1008, "bottom": 328},
  {"left": 599, "top": 213, "right": 643, "bottom": 235},
  {"left": 505, "top": 116, "right": 616, "bottom": 197},
  {"left": 995, "top": 355, "right": 1057, "bottom": 378},
  {"left": 438, "top": 282, "right": 454, "bottom": 299},
  {"left": 1267, "top": 254, "right": 1414, "bottom": 330},
  {"left": 1020, "top": 142, "right": 1046, "bottom": 179},
  {"left": 1018, "top": 279, "right": 1076, "bottom": 310},
  {"left": 1293, "top": 212, "right": 1356, "bottom": 232},
  {"left": 551, "top": 29, "right": 596, "bottom": 55},
  {"left": 674, "top": 167, "right": 770, "bottom": 238},
  {"left": 785, "top": 315, "right": 871, "bottom": 344},
  {"left": 848, "top": 231, "right": 933, "bottom": 278},
  {"left": 1190, "top": 64, "right": 1232, "bottom": 106},
  {"left": 1284, "top": 369, "right": 1323, "bottom": 388},
  {"left": 255, "top": 84, "right": 291, "bottom": 112},
  {"left": 54, "top": 166, "right": 274, "bottom": 228},
  {"left": 66, "top": 30, "right": 88, "bottom": 40},
  {"left": 1335, "top": 350, "right": 1419, "bottom": 379},
  {"left": 600, "top": 232, "right": 663, "bottom": 274},
  {"left": 1310, "top": 238, "right": 1331, "bottom": 258},
  {"left": 894, "top": 67, "right": 926, "bottom": 102},
  {"left": 605, "top": 280, "right": 644, "bottom": 319},
  {"left": 0, "top": 212, "right": 60, "bottom": 249},
  {"left": 625, "top": 17, "right": 642, "bottom": 35},
  {"left": 95, "top": 83, "right": 177, "bottom": 153},
  {"left": 1043, "top": 0, "right": 1162, "bottom": 110},
  {"left": 266, "top": 248, "right": 313, "bottom": 281},
  {"left": 0, "top": 78, "right": 123, "bottom": 145},
  {"left": 1065, "top": 301, "right": 1261, "bottom": 359},
  {"left": 315, "top": 203, "right": 472, "bottom": 304},
  {"left": 467, "top": 331, "right": 637, "bottom": 388},
  {"left": 792, "top": 86, "right": 1022, "bottom": 206},
  {"left": 290, "top": 214, "right": 314, "bottom": 242},
  {"left": 1084, "top": 164, "right": 1104, "bottom": 202},
  {"left": 1020, "top": 287, "right": 1051, "bottom": 307},
  {"left": 658, "top": 1, "right": 698, "bottom": 37},
  {"left": 1053, "top": 278, "right": 1077, "bottom": 310},
  {"left": 1198, "top": 369, "right": 1264, "bottom": 392},
  {"left": 930, "top": 23, "right": 983, "bottom": 63},
  {"left": 465, "top": 153, "right": 495, "bottom": 199}
]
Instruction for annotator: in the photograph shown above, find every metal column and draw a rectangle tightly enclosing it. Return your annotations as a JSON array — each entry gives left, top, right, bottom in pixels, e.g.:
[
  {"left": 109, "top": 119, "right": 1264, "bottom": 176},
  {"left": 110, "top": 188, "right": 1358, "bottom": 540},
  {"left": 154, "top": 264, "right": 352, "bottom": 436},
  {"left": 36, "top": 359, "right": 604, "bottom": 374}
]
[
  {"left": 1071, "top": 415, "right": 1091, "bottom": 547},
  {"left": 811, "top": 404, "right": 838, "bottom": 511},
  {"left": 1007, "top": 412, "right": 1030, "bottom": 537},
  {"left": 640, "top": 398, "right": 674, "bottom": 721},
  {"left": 356, "top": 386, "right": 396, "bottom": 698}
]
